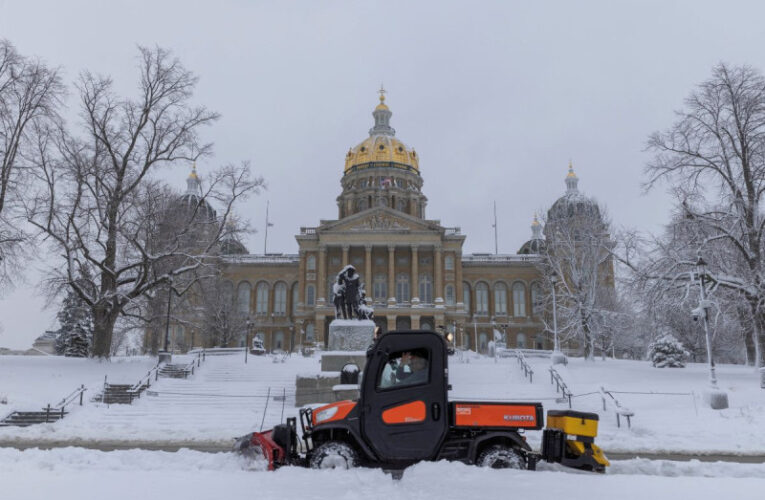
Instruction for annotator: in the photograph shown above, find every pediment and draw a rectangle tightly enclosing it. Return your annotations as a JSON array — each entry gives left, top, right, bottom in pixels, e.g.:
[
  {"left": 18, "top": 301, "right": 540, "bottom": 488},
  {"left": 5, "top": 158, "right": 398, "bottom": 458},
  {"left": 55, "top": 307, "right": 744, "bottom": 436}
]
[{"left": 319, "top": 207, "right": 441, "bottom": 234}]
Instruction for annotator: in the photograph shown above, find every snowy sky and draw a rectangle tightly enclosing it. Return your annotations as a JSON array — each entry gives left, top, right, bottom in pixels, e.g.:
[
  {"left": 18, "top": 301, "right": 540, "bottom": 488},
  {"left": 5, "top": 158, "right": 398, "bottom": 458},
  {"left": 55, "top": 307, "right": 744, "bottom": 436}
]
[{"left": 2, "top": 0, "right": 765, "bottom": 349}]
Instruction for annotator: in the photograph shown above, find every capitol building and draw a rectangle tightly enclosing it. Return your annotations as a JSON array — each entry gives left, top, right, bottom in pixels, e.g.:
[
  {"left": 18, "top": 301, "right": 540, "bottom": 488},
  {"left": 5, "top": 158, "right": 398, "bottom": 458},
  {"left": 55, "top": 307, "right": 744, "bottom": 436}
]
[{"left": 153, "top": 92, "right": 603, "bottom": 354}]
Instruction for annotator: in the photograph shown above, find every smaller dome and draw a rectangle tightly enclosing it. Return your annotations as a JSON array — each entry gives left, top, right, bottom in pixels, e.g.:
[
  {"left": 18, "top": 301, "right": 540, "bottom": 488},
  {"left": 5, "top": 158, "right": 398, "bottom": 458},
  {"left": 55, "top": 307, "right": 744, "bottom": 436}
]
[
  {"left": 219, "top": 237, "right": 248, "bottom": 255},
  {"left": 518, "top": 213, "right": 546, "bottom": 254}
]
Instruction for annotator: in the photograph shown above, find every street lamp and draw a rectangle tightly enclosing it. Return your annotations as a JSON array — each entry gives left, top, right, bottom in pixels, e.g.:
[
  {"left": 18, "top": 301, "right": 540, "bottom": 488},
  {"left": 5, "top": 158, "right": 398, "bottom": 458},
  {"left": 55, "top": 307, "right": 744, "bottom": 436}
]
[
  {"left": 159, "top": 281, "right": 175, "bottom": 364},
  {"left": 550, "top": 271, "right": 567, "bottom": 365},
  {"left": 244, "top": 318, "right": 252, "bottom": 364},
  {"left": 695, "top": 256, "right": 728, "bottom": 409}
]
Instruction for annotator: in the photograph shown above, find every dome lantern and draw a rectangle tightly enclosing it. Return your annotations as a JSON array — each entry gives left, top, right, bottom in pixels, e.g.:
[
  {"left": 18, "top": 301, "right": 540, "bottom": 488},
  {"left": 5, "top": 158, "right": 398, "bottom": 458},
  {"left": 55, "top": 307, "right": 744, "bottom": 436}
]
[{"left": 565, "top": 160, "right": 579, "bottom": 194}]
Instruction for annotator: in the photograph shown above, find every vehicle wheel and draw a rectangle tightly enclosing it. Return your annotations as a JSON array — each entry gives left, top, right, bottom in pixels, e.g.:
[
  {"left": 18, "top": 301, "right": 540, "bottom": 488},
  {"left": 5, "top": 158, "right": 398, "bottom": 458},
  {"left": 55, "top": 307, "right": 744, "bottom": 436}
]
[
  {"left": 476, "top": 445, "right": 525, "bottom": 470},
  {"left": 310, "top": 441, "right": 359, "bottom": 470}
]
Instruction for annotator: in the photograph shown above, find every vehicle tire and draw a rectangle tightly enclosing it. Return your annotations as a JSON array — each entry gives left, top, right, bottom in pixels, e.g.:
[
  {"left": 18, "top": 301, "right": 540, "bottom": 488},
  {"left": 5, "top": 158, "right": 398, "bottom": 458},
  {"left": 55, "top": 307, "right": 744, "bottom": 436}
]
[
  {"left": 476, "top": 445, "right": 525, "bottom": 470},
  {"left": 309, "top": 441, "right": 359, "bottom": 470}
]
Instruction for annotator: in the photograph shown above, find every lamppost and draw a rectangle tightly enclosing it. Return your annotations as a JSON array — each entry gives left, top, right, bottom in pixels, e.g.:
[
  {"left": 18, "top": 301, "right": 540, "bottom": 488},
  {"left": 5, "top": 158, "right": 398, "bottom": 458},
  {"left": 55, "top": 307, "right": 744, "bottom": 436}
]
[
  {"left": 244, "top": 318, "right": 252, "bottom": 364},
  {"left": 550, "top": 271, "right": 567, "bottom": 365},
  {"left": 695, "top": 256, "right": 728, "bottom": 409},
  {"left": 159, "top": 280, "right": 176, "bottom": 364}
]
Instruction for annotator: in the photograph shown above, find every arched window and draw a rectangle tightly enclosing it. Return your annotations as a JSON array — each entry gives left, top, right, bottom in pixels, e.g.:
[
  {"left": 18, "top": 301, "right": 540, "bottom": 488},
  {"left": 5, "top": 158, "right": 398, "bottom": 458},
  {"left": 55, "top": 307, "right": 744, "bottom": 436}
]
[
  {"left": 445, "top": 284, "right": 455, "bottom": 305},
  {"left": 445, "top": 255, "right": 454, "bottom": 271},
  {"left": 222, "top": 281, "right": 234, "bottom": 304},
  {"left": 237, "top": 282, "right": 251, "bottom": 315},
  {"left": 517, "top": 333, "right": 526, "bottom": 349},
  {"left": 396, "top": 199, "right": 407, "bottom": 212},
  {"left": 255, "top": 282, "right": 269, "bottom": 314},
  {"left": 531, "top": 282, "right": 543, "bottom": 316},
  {"left": 292, "top": 284, "right": 299, "bottom": 315},
  {"left": 305, "top": 323, "right": 315, "bottom": 343},
  {"left": 463, "top": 282, "right": 471, "bottom": 313},
  {"left": 513, "top": 282, "right": 527, "bottom": 317},
  {"left": 373, "top": 274, "right": 387, "bottom": 302},
  {"left": 274, "top": 282, "right": 287, "bottom": 316},
  {"left": 419, "top": 274, "right": 433, "bottom": 304},
  {"left": 305, "top": 285, "right": 315, "bottom": 306},
  {"left": 396, "top": 273, "right": 410, "bottom": 302},
  {"left": 476, "top": 282, "right": 489, "bottom": 315},
  {"left": 357, "top": 198, "right": 368, "bottom": 211},
  {"left": 494, "top": 283, "right": 508, "bottom": 315},
  {"left": 421, "top": 321, "right": 432, "bottom": 331},
  {"left": 306, "top": 255, "right": 316, "bottom": 271}
]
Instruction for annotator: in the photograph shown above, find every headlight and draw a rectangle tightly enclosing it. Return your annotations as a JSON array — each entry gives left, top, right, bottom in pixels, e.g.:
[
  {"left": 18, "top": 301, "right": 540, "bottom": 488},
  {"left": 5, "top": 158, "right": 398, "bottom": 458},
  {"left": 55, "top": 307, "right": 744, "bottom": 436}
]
[
  {"left": 446, "top": 333, "right": 454, "bottom": 342},
  {"left": 314, "top": 406, "right": 338, "bottom": 423}
]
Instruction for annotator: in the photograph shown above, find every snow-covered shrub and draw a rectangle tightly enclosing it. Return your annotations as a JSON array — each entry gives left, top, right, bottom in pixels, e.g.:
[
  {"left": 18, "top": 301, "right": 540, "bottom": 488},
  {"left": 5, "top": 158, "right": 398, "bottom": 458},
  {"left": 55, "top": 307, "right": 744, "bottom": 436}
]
[{"left": 648, "top": 334, "right": 689, "bottom": 368}]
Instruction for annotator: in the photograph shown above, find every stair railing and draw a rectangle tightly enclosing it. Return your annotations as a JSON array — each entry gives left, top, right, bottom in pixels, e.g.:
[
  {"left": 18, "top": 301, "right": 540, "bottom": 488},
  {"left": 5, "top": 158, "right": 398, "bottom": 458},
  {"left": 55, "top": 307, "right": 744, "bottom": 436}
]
[
  {"left": 549, "top": 366, "right": 573, "bottom": 408},
  {"left": 130, "top": 363, "right": 161, "bottom": 394},
  {"left": 599, "top": 386, "right": 635, "bottom": 428},
  {"left": 516, "top": 350, "right": 534, "bottom": 383}
]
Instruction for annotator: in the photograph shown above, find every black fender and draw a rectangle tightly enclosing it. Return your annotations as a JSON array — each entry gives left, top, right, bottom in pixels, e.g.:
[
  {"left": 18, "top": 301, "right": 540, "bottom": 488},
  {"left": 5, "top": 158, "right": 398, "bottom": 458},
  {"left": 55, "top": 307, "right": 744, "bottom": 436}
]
[
  {"left": 310, "top": 422, "right": 378, "bottom": 463},
  {"left": 469, "top": 431, "right": 531, "bottom": 463}
]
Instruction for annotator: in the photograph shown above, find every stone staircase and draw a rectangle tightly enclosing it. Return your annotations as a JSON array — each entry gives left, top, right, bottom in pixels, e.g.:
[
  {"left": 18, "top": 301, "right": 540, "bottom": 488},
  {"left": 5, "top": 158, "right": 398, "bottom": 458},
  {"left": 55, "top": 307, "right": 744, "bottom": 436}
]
[
  {"left": 0, "top": 408, "right": 67, "bottom": 427},
  {"left": 92, "top": 383, "right": 149, "bottom": 404},
  {"left": 158, "top": 363, "right": 194, "bottom": 379}
]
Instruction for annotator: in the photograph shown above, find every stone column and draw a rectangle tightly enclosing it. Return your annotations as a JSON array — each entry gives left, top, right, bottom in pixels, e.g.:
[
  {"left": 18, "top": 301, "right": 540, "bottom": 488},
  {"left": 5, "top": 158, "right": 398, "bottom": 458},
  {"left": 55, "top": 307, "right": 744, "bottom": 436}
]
[
  {"left": 342, "top": 245, "right": 350, "bottom": 267},
  {"left": 410, "top": 245, "right": 419, "bottom": 305},
  {"left": 297, "top": 250, "right": 306, "bottom": 309},
  {"left": 387, "top": 315, "right": 396, "bottom": 332},
  {"left": 365, "top": 245, "right": 373, "bottom": 290},
  {"left": 411, "top": 314, "right": 421, "bottom": 329},
  {"left": 455, "top": 251, "right": 464, "bottom": 310},
  {"left": 434, "top": 244, "right": 444, "bottom": 305},
  {"left": 315, "top": 315, "right": 325, "bottom": 346},
  {"left": 318, "top": 245, "right": 327, "bottom": 305},
  {"left": 387, "top": 245, "right": 396, "bottom": 304}
]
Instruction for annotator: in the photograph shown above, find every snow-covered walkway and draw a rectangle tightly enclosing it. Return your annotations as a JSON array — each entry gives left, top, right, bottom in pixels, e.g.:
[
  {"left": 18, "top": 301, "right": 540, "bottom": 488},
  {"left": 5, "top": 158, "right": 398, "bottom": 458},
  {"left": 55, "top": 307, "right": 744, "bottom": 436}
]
[{"left": 2, "top": 447, "right": 764, "bottom": 500}]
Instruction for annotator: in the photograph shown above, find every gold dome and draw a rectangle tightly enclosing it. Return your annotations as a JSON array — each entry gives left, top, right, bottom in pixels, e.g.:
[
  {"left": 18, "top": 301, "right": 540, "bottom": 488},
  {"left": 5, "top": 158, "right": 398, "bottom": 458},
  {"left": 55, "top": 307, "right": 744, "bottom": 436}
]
[{"left": 344, "top": 90, "right": 419, "bottom": 174}]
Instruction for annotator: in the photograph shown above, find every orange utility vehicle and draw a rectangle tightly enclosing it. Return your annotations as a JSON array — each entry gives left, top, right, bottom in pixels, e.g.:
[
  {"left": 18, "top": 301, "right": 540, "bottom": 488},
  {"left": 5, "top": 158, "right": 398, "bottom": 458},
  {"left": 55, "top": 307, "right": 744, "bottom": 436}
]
[{"left": 235, "top": 330, "right": 608, "bottom": 473}]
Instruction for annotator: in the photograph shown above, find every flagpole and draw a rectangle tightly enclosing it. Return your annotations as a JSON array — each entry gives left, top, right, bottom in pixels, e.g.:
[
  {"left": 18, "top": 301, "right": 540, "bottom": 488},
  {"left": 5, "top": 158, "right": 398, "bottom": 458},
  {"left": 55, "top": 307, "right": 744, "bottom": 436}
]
[
  {"left": 493, "top": 201, "right": 498, "bottom": 255},
  {"left": 264, "top": 201, "right": 269, "bottom": 254}
]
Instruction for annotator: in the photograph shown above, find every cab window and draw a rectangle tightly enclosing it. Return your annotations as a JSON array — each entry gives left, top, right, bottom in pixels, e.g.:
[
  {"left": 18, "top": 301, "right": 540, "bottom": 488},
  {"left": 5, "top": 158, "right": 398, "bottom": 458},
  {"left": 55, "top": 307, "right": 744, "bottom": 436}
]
[{"left": 377, "top": 349, "right": 430, "bottom": 390}]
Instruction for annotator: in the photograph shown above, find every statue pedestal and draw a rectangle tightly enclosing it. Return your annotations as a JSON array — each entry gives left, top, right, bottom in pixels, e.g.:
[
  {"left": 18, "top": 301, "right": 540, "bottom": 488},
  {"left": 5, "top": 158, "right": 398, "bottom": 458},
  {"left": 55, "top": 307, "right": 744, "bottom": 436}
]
[{"left": 328, "top": 319, "right": 375, "bottom": 351}]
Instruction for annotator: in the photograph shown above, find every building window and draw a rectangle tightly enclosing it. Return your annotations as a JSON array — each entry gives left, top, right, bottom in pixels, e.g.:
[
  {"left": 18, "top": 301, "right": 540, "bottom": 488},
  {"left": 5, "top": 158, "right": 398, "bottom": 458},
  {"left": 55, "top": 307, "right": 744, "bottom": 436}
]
[
  {"left": 305, "top": 323, "right": 315, "bottom": 343},
  {"left": 444, "top": 255, "right": 454, "bottom": 271},
  {"left": 513, "top": 282, "right": 527, "bottom": 317},
  {"left": 531, "top": 282, "right": 543, "bottom": 316},
  {"left": 255, "top": 282, "right": 269, "bottom": 314},
  {"left": 397, "top": 255, "right": 409, "bottom": 265},
  {"left": 396, "top": 273, "right": 410, "bottom": 302},
  {"left": 397, "top": 199, "right": 407, "bottom": 212},
  {"left": 535, "top": 334, "right": 544, "bottom": 350},
  {"left": 305, "top": 285, "right": 315, "bottom": 306},
  {"left": 517, "top": 333, "right": 526, "bottom": 349},
  {"left": 373, "top": 274, "right": 387, "bottom": 301},
  {"left": 421, "top": 321, "right": 432, "bottom": 331},
  {"left": 445, "top": 284, "right": 455, "bottom": 305},
  {"left": 306, "top": 255, "right": 316, "bottom": 271},
  {"left": 419, "top": 274, "right": 433, "bottom": 303},
  {"left": 419, "top": 255, "right": 432, "bottom": 265},
  {"left": 357, "top": 198, "right": 368, "bottom": 211},
  {"left": 292, "top": 284, "right": 299, "bottom": 315},
  {"left": 274, "top": 282, "right": 287, "bottom": 316},
  {"left": 330, "top": 256, "right": 341, "bottom": 266},
  {"left": 479, "top": 332, "right": 488, "bottom": 354},
  {"left": 475, "top": 282, "right": 489, "bottom": 315},
  {"left": 494, "top": 283, "right": 508, "bottom": 315},
  {"left": 237, "top": 282, "right": 251, "bottom": 315},
  {"left": 273, "top": 331, "right": 284, "bottom": 351},
  {"left": 463, "top": 282, "right": 471, "bottom": 313}
]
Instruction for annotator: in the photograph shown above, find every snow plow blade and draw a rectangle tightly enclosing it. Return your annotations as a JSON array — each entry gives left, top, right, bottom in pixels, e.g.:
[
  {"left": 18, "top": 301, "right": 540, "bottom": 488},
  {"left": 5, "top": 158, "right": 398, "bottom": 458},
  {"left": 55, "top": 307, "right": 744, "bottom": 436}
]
[{"left": 234, "top": 418, "right": 301, "bottom": 470}]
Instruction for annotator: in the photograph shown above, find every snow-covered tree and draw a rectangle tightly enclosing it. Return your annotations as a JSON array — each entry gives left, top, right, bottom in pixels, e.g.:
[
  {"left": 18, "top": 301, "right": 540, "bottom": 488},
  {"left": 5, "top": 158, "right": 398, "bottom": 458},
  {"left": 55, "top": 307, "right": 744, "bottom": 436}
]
[
  {"left": 648, "top": 334, "right": 689, "bottom": 368},
  {"left": 55, "top": 289, "right": 93, "bottom": 357},
  {"left": 539, "top": 169, "right": 616, "bottom": 360},
  {"left": 638, "top": 63, "right": 765, "bottom": 367}
]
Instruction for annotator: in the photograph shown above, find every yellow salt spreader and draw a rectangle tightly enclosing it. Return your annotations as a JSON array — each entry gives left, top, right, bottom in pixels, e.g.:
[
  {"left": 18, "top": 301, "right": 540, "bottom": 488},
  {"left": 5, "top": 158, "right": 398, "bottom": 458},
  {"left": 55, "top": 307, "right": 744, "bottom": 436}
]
[{"left": 540, "top": 410, "right": 610, "bottom": 473}]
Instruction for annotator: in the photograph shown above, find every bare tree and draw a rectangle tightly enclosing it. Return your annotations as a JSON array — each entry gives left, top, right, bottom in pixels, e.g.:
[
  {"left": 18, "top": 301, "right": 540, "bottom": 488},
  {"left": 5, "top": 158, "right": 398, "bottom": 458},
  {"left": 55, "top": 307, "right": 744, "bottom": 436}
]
[
  {"left": 27, "top": 46, "right": 262, "bottom": 357},
  {"left": 0, "top": 40, "right": 61, "bottom": 287},
  {"left": 641, "top": 63, "right": 765, "bottom": 366}
]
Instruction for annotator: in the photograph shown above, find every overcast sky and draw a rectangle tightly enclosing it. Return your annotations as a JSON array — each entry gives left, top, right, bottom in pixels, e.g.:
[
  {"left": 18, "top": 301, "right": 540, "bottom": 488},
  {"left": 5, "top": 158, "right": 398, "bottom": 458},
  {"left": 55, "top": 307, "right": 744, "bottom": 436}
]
[{"left": 2, "top": 0, "right": 764, "bottom": 349}]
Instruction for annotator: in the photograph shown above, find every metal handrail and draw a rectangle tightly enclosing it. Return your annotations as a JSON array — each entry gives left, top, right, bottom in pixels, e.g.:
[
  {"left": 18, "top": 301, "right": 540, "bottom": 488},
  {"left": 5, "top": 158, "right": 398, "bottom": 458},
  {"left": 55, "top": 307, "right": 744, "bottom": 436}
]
[
  {"left": 130, "top": 363, "right": 161, "bottom": 393},
  {"left": 549, "top": 366, "right": 573, "bottom": 408},
  {"left": 599, "top": 386, "right": 635, "bottom": 428},
  {"left": 516, "top": 350, "right": 534, "bottom": 383},
  {"left": 54, "top": 384, "right": 87, "bottom": 410}
]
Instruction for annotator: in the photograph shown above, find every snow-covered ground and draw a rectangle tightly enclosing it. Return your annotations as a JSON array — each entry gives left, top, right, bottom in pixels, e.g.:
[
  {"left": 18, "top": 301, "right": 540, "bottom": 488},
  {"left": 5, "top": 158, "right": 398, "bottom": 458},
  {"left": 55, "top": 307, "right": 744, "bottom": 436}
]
[
  {"left": 1, "top": 351, "right": 764, "bottom": 456},
  {"left": 2, "top": 447, "right": 765, "bottom": 500}
]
